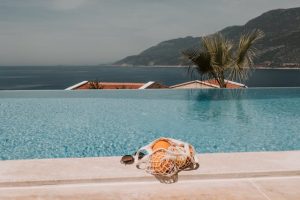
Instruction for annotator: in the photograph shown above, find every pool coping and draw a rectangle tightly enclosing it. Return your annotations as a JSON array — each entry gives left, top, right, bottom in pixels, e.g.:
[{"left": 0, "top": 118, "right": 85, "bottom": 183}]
[{"left": 0, "top": 151, "right": 299, "bottom": 187}]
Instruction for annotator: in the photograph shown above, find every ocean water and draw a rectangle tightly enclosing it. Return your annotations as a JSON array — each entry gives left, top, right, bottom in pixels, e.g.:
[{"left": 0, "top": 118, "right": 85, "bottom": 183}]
[
  {"left": 0, "top": 66, "right": 300, "bottom": 90},
  {"left": 0, "top": 88, "right": 299, "bottom": 160}
]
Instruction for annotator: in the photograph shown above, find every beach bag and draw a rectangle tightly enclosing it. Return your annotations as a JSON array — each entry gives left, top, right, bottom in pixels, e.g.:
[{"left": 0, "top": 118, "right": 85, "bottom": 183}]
[{"left": 134, "top": 137, "right": 199, "bottom": 177}]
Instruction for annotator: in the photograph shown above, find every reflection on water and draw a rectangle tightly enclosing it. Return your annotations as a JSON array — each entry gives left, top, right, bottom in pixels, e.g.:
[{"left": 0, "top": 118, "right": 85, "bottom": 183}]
[{"left": 185, "top": 89, "right": 248, "bottom": 124}]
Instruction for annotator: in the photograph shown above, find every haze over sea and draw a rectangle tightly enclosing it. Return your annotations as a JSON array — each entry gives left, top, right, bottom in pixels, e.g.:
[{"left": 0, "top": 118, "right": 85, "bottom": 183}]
[{"left": 0, "top": 66, "right": 300, "bottom": 90}]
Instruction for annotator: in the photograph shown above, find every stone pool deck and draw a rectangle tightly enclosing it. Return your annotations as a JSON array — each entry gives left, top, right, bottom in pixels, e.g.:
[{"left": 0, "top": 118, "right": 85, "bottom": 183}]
[{"left": 0, "top": 151, "right": 299, "bottom": 199}]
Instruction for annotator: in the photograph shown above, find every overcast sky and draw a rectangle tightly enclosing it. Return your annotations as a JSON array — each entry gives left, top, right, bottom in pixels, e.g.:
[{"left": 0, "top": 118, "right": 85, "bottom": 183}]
[{"left": 0, "top": 0, "right": 299, "bottom": 66}]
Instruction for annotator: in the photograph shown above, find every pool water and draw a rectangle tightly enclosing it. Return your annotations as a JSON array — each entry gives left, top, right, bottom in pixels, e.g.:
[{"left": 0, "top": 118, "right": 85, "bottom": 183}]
[{"left": 0, "top": 88, "right": 300, "bottom": 160}]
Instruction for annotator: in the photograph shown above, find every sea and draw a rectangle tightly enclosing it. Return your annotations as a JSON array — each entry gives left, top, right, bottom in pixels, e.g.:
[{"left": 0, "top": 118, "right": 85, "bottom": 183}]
[{"left": 0, "top": 65, "right": 300, "bottom": 90}]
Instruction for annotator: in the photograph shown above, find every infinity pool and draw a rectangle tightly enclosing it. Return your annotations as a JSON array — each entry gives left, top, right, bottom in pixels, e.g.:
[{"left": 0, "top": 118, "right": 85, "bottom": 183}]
[{"left": 0, "top": 88, "right": 299, "bottom": 160}]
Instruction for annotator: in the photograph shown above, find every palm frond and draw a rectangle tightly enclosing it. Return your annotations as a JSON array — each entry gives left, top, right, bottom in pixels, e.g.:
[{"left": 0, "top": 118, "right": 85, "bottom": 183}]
[
  {"left": 236, "top": 29, "right": 264, "bottom": 68},
  {"left": 203, "top": 33, "right": 233, "bottom": 69},
  {"left": 182, "top": 47, "right": 212, "bottom": 74},
  {"left": 181, "top": 29, "right": 263, "bottom": 87},
  {"left": 230, "top": 29, "right": 264, "bottom": 82}
]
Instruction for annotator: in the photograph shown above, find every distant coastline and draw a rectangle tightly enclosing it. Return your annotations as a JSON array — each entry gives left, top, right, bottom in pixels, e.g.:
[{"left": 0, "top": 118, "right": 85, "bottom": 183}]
[
  {"left": 1, "top": 65, "right": 300, "bottom": 90},
  {"left": 108, "top": 64, "right": 300, "bottom": 69},
  {"left": 255, "top": 67, "right": 300, "bottom": 70},
  {"left": 1, "top": 64, "right": 300, "bottom": 70}
]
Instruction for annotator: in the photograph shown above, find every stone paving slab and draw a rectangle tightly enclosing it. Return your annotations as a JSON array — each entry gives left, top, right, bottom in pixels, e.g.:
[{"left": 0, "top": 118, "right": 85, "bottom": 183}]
[
  {"left": 0, "top": 177, "right": 299, "bottom": 200},
  {"left": 252, "top": 177, "right": 300, "bottom": 200},
  {"left": 0, "top": 151, "right": 299, "bottom": 187}
]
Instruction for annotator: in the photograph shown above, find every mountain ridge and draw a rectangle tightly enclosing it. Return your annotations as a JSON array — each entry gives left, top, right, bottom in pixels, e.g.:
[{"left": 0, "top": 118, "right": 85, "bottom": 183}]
[{"left": 115, "top": 7, "right": 300, "bottom": 67}]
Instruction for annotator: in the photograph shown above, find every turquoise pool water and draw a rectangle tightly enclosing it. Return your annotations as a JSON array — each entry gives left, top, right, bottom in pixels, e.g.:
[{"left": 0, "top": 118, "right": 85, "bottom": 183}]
[{"left": 0, "top": 88, "right": 299, "bottom": 160}]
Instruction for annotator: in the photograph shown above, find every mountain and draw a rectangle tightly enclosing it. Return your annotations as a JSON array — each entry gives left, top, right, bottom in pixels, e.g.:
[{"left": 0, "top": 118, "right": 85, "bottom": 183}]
[{"left": 115, "top": 7, "right": 300, "bottom": 67}]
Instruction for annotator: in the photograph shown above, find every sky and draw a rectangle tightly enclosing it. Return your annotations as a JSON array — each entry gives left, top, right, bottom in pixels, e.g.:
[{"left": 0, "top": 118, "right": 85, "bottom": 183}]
[{"left": 0, "top": 0, "right": 299, "bottom": 66}]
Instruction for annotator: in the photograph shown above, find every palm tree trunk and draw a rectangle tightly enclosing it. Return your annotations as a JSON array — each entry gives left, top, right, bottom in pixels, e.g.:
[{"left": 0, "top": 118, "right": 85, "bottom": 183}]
[
  {"left": 211, "top": 71, "right": 226, "bottom": 88},
  {"left": 219, "top": 73, "right": 227, "bottom": 88},
  {"left": 214, "top": 72, "right": 226, "bottom": 88}
]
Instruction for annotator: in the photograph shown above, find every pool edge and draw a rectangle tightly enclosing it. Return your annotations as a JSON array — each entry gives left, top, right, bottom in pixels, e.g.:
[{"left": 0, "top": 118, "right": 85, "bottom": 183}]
[{"left": 0, "top": 151, "right": 299, "bottom": 187}]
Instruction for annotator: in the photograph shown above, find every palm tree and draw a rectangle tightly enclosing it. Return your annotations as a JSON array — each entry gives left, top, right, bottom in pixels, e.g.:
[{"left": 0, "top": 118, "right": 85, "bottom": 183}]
[{"left": 182, "top": 29, "right": 264, "bottom": 88}]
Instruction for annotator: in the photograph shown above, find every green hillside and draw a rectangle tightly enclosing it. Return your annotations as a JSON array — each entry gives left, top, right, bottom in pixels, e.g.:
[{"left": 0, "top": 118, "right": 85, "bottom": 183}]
[{"left": 115, "top": 7, "right": 300, "bottom": 67}]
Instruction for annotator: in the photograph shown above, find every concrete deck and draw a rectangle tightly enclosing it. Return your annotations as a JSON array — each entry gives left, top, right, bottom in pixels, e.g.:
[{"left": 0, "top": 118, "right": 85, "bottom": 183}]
[{"left": 0, "top": 151, "right": 299, "bottom": 199}]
